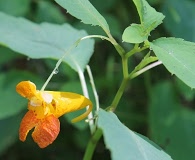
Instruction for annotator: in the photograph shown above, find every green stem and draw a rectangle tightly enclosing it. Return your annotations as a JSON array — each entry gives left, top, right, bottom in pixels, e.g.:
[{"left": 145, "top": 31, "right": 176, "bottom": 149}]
[
  {"left": 83, "top": 128, "right": 103, "bottom": 160},
  {"left": 122, "top": 56, "right": 129, "bottom": 78},
  {"left": 129, "top": 61, "right": 162, "bottom": 79},
  {"left": 113, "top": 43, "right": 126, "bottom": 56},
  {"left": 106, "top": 77, "right": 129, "bottom": 111},
  {"left": 126, "top": 44, "right": 149, "bottom": 58}
]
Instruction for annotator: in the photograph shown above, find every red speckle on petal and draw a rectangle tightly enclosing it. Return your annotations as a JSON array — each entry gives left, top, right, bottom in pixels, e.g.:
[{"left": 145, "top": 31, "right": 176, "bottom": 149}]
[
  {"left": 32, "top": 115, "right": 60, "bottom": 148},
  {"left": 19, "top": 110, "right": 39, "bottom": 142}
]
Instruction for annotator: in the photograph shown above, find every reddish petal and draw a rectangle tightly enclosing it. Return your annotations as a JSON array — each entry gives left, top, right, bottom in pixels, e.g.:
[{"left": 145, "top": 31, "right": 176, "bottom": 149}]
[
  {"left": 32, "top": 115, "right": 60, "bottom": 148},
  {"left": 19, "top": 110, "right": 39, "bottom": 142}
]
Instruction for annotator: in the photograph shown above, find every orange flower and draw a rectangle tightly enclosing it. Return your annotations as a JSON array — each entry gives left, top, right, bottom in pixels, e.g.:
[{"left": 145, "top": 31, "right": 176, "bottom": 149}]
[{"left": 16, "top": 81, "right": 92, "bottom": 148}]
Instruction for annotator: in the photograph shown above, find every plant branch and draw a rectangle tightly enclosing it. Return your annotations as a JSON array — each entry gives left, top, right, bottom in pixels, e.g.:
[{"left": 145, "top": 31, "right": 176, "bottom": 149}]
[
  {"left": 83, "top": 128, "right": 103, "bottom": 160},
  {"left": 106, "top": 77, "right": 129, "bottom": 111},
  {"left": 129, "top": 61, "right": 162, "bottom": 79},
  {"left": 126, "top": 44, "right": 149, "bottom": 58},
  {"left": 81, "top": 35, "right": 113, "bottom": 44},
  {"left": 122, "top": 56, "right": 129, "bottom": 78}
]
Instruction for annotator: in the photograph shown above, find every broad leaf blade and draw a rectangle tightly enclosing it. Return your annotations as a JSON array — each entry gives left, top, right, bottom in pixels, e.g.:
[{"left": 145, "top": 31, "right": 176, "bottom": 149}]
[
  {"left": 122, "top": 24, "right": 148, "bottom": 43},
  {"left": 54, "top": 0, "right": 110, "bottom": 34},
  {"left": 150, "top": 37, "right": 195, "bottom": 88},
  {"left": 0, "top": 12, "right": 94, "bottom": 72},
  {"left": 98, "top": 109, "right": 172, "bottom": 160},
  {"left": 133, "top": 0, "right": 164, "bottom": 31}
]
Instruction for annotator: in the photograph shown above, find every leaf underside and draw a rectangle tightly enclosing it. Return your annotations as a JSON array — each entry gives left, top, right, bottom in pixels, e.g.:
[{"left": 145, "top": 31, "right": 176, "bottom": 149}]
[
  {"left": 0, "top": 12, "right": 94, "bottom": 72},
  {"left": 98, "top": 109, "right": 172, "bottom": 160}
]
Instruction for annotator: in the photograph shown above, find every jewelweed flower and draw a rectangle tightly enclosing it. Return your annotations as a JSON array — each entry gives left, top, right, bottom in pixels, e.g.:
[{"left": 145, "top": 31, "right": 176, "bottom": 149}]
[{"left": 16, "top": 81, "right": 92, "bottom": 148}]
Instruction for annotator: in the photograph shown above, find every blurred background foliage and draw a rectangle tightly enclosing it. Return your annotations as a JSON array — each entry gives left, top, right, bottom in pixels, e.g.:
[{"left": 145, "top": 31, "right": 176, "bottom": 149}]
[{"left": 0, "top": 0, "right": 195, "bottom": 159}]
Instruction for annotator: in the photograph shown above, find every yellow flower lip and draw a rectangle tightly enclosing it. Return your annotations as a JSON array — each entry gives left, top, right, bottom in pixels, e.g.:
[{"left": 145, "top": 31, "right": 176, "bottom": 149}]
[{"left": 16, "top": 80, "right": 93, "bottom": 148}]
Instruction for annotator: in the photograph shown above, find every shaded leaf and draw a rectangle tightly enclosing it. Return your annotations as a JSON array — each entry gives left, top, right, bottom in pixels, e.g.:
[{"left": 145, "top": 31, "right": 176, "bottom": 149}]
[
  {"left": 0, "top": 71, "right": 43, "bottom": 119},
  {"left": 174, "top": 78, "right": 195, "bottom": 101},
  {"left": 0, "top": 0, "right": 30, "bottom": 16},
  {"left": 150, "top": 37, "right": 195, "bottom": 88},
  {"left": 54, "top": 0, "right": 110, "bottom": 34},
  {"left": 35, "top": 1, "right": 66, "bottom": 24},
  {"left": 149, "top": 81, "right": 195, "bottom": 160},
  {"left": 0, "top": 12, "right": 94, "bottom": 72},
  {"left": 90, "top": 0, "right": 117, "bottom": 12},
  {"left": 162, "top": 0, "right": 195, "bottom": 42},
  {"left": 0, "top": 46, "right": 20, "bottom": 65},
  {"left": 0, "top": 113, "right": 22, "bottom": 155},
  {"left": 98, "top": 109, "right": 172, "bottom": 160}
]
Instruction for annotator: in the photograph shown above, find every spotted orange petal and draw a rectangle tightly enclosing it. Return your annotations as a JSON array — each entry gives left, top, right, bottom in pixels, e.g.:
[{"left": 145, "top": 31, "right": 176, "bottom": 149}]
[
  {"left": 19, "top": 110, "right": 39, "bottom": 142},
  {"left": 32, "top": 115, "right": 60, "bottom": 148},
  {"left": 16, "top": 81, "right": 36, "bottom": 98}
]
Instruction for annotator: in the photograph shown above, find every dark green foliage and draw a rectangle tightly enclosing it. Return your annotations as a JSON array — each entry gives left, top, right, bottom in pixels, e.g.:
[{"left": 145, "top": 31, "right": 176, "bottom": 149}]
[{"left": 0, "top": 0, "right": 195, "bottom": 160}]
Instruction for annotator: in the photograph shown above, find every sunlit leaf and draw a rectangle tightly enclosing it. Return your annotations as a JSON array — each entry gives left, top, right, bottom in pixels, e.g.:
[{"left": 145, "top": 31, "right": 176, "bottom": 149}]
[
  {"left": 122, "top": 24, "right": 148, "bottom": 43},
  {"left": 122, "top": 0, "right": 164, "bottom": 43},
  {"left": 0, "top": 12, "right": 94, "bottom": 72},
  {"left": 150, "top": 37, "right": 195, "bottom": 88},
  {"left": 133, "top": 0, "right": 164, "bottom": 30},
  {"left": 98, "top": 109, "right": 172, "bottom": 160}
]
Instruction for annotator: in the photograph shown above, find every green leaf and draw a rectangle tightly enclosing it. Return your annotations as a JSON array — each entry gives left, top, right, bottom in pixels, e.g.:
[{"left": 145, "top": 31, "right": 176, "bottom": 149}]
[
  {"left": 133, "top": 0, "right": 164, "bottom": 30},
  {"left": 98, "top": 109, "right": 172, "bottom": 160},
  {"left": 162, "top": 0, "right": 195, "bottom": 42},
  {"left": 0, "top": 0, "right": 30, "bottom": 16},
  {"left": 134, "top": 52, "right": 158, "bottom": 71},
  {"left": 0, "top": 113, "right": 21, "bottom": 155},
  {"left": 35, "top": 1, "right": 66, "bottom": 24},
  {"left": 149, "top": 81, "right": 195, "bottom": 160},
  {"left": 54, "top": 0, "right": 110, "bottom": 34},
  {"left": 174, "top": 78, "right": 195, "bottom": 101},
  {"left": 122, "top": 24, "right": 148, "bottom": 43},
  {"left": 0, "top": 12, "right": 94, "bottom": 72},
  {"left": 122, "top": 0, "right": 164, "bottom": 43},
  {"left": 0, "top": 46, "right": 20, "bottom": 65},
  {"left": 150, "top": 37, "right": 195, "bottom": 88},
  {"left": 0, "top": 70, "right": 43, "bottom": 120}
]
